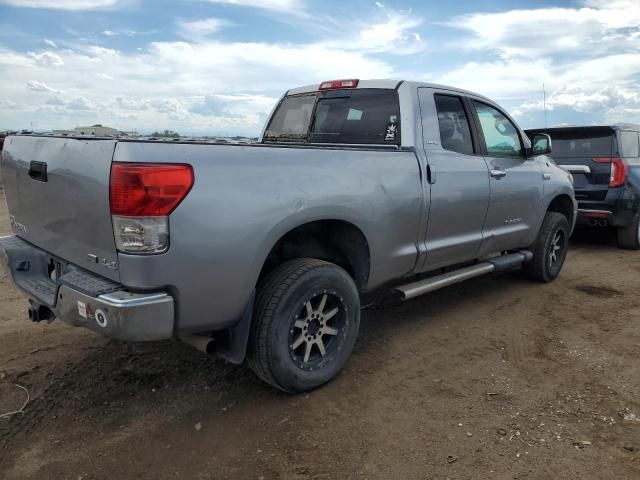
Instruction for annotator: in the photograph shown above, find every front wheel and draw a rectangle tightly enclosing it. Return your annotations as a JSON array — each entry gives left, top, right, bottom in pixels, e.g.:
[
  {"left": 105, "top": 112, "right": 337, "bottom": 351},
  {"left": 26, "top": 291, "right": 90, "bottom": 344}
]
[
  {"left": 523, "top": 212, "right": 570, "bottom": 282},
  {"left": 247, "top": 258, "right": 360, "bottom": 393},
  {"left": 617, "top": 213, "right": 640, "bottom": 250}
]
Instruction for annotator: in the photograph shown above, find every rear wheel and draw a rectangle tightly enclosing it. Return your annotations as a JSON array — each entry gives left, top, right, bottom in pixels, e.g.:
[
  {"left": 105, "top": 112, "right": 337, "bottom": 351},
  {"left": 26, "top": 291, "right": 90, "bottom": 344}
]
[
  {"left": 617, "top": 213, "right": 640, "bottom": 250},
  {"left": 247, "top": 258, "right": 360, "bottom": 393},
  {"left": 523, "top": 212, "right": 570, "bottom": 282}
]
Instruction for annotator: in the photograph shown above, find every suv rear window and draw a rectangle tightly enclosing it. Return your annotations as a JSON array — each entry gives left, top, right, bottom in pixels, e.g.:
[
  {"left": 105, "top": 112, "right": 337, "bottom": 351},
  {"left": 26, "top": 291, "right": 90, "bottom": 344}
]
[
  {"left": 264, "top": 89, "right": 400, "bottom": 145},
  {"left": 544, "top": 128, "right": 614, "bottom": 158}
]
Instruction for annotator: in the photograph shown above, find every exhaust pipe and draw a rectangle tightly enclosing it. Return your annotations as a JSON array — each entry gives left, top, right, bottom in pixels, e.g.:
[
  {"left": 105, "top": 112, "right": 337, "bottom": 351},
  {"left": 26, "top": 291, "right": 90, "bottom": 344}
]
[
  {"left": 598, "top": 219, "right": 608, "bottom": 227},
  {"left": 180, "top": 334, "right": 216, "bottom": 354}
]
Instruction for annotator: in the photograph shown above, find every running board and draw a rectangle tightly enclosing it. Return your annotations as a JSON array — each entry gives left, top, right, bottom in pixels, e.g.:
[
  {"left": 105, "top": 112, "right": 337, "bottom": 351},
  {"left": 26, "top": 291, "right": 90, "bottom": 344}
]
[{"left": 395, "top": 251, "right": 533, "bottom": 301}]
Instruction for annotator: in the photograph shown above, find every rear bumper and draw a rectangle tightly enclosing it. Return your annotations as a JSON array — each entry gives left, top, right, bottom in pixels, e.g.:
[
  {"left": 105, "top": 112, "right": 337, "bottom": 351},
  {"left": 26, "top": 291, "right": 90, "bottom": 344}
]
[
  {"left": 0, "top": 235, "right": 174, "bottom": 341},
  {"left": 575, "top": 185, "right": 639, "bottom": 227}
]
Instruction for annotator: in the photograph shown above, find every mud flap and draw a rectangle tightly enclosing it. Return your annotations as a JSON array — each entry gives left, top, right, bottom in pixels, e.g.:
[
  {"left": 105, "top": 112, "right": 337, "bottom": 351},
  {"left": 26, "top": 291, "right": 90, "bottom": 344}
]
[{"left": 215, "top": 289, "right": 255, "bottom": 364}]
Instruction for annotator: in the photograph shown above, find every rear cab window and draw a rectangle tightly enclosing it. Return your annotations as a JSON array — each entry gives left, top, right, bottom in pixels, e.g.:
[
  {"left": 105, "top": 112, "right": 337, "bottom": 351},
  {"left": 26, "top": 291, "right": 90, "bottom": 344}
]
[{"left": 263, "top": 89, "right": 401, "bottom": 146}]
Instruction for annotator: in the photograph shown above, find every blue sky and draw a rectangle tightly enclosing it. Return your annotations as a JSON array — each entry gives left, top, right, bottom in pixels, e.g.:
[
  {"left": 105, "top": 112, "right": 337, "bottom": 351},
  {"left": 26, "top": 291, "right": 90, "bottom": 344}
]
[{"left": 0, "top": 0, "right": 639, "bottom": 136}]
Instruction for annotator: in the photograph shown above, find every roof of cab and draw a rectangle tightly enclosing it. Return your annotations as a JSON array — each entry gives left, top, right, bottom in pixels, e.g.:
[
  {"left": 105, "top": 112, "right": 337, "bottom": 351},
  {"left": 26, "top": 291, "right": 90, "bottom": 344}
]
[
  {"left": 285, "top": 79, "right": 493, "bottom": 103},
  {"left": 526, "top": 123, "right": 640, "bottom": 132}
]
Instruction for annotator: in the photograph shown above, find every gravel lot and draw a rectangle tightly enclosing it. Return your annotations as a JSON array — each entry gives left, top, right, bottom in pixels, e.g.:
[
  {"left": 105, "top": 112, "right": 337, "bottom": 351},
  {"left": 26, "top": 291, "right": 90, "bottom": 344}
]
[{"left": 0, "top": 186, "right": 639, "bottom": 479}]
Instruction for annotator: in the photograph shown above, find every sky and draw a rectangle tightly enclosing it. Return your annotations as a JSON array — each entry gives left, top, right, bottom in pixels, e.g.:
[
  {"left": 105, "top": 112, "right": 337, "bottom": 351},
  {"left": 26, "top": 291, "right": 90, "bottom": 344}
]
[{"left": 0, "top": 0, "right": 639, "bottom": 136}]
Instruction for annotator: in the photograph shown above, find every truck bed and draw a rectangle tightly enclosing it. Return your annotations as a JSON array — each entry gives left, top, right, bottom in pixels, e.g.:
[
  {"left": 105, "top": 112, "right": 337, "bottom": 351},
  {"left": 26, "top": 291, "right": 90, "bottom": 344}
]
[{"left": 1, "top": 134, "right": 423, "bottom": 333}]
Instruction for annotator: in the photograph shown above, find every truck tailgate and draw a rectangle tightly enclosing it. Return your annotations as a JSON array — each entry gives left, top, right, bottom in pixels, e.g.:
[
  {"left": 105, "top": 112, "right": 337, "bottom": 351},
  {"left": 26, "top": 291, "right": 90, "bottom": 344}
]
[{"left": 1, "top": 136, "right": 119, "bottom": 281}]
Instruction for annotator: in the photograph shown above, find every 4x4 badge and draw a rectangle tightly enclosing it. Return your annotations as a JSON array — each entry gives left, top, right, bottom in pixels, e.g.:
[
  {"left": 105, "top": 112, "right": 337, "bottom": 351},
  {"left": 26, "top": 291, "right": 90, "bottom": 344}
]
[{"left": 9, "top": 215, "right": 27, "bottom": 233}]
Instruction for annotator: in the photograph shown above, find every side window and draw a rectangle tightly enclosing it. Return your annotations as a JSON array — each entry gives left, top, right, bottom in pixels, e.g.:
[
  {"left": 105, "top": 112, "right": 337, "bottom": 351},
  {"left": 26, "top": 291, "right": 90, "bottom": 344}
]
[
  {"left": 473, "top": 101, "right": 524, "bottom": 158},
  {"left": 433, "top": 94, "right": 474, "bottom": 155},
  {"left": 620, "top": 131, "right": 639, "bottom": 162}
]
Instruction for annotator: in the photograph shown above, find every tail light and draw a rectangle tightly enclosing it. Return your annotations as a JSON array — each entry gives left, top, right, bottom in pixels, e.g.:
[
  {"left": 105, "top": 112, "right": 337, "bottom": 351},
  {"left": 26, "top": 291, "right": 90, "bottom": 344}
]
[
  {"left": 318, "top": 79, "right": 359, "bottom": 90},
  {"left": 110, "top": 163, "right": 194, "bottom": 254},
  {"left": 593, "top": 157, "right": 628, "bottom": 188}
]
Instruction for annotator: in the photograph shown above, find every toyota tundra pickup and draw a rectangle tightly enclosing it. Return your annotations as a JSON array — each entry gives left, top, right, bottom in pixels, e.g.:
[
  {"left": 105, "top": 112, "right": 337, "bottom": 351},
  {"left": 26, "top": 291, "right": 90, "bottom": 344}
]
[{"left": 0, "top": 79, "right": 576, "bottom": 392}]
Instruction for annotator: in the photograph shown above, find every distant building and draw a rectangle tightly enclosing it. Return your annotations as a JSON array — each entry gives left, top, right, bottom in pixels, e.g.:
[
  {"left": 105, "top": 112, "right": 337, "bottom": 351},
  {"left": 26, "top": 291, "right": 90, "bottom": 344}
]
[
  {"left": 74, "top": 124, "right": 119, "bottom": 136},
  {"left": 52, "top": 129, "right": 75, "bottom": 136}
]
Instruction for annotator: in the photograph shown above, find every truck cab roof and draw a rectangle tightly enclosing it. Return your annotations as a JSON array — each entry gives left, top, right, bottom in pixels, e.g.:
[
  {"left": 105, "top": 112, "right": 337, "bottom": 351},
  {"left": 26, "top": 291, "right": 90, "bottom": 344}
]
[
  {"left": 285, "top": 79, "right": 494, "bottom": 103},
  {"left": 527, "top": 124, "right": 640, "bottom": 133}
]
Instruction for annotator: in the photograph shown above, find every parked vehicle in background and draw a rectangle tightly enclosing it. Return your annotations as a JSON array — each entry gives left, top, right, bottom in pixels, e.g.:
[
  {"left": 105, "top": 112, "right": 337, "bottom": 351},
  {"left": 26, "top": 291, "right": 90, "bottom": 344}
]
[
  {"left": 526, "top": 125, "right": 640, "bottom": 249},
  {"left": 1, "top": 79, "right": 575, "bottom": 392}
]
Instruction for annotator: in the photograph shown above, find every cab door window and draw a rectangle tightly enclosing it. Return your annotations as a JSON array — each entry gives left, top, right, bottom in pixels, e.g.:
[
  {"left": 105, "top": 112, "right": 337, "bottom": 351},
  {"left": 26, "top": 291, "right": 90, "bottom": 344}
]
[
  {"left": 434, "top": 94, "right": 475, "bottom": 155},
  {"left": 473, "top": 101, "right": 524, "bottom": 158}
]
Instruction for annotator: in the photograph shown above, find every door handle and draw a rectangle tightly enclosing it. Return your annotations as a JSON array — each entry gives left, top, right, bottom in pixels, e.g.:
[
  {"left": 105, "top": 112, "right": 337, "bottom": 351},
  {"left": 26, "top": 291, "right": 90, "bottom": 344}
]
[{"left": 490, "top": 169, "right": 507, "bottom": 179}]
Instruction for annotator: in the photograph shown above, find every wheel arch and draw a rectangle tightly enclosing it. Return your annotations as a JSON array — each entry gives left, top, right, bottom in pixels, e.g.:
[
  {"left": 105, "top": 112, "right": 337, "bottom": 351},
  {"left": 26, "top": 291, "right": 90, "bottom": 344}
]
[
  {"left": 255, "top": 218, "right": 371, "bottom": 292},
  {"left": 545, "top": 193, "right": 576, "bottom": 229}
]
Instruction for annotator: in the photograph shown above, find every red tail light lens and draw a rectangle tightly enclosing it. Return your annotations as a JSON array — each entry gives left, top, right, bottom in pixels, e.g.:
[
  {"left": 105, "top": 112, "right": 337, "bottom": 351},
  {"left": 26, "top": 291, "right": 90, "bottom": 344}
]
[
  {"left": 110, "top": 163, "right": 194, "bottom": 216},
  {"left": 593, "top": 157, "right": 628, "bottom": 188},
  {"left": 318, "top": 79, "right": 359, "bottom": 90}
]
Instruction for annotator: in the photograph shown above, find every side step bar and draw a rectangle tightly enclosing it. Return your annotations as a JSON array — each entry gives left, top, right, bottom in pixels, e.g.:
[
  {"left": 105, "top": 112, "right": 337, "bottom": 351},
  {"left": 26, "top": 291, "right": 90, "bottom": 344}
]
[{"left": 395, "top": 251, "right": 533, "bottom": 301}]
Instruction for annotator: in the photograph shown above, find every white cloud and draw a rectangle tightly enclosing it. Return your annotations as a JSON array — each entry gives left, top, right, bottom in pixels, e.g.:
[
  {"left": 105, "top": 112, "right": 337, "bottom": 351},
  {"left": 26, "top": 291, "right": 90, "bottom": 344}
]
[
  {"left": 448, "top": 0, "right": 640, "bottom": 58},
  {"left": 43, "top": 39, "right": 57, "bottom": 48},
  {"left": 26, "top": 80, "right": 61, "bottom": 93},
  {"left": 0, "top": 36, "right": 392, "bottom": 135},
  {"left": 206, "top": 0, "right": 301, "bottom": 13},
  {"left": 440, "top": 0, "right": 640, "bottom": 125},
  {"left": 1, "top": 100, "right": 21, "bottom": 110},
  {"left": 344, "top": 4, "right": 425, "bottom": 55},
  {"left": 46, "top": 96, "right": 65, "bottom": 106},
  {"left": 67, "top": 96, "right": 94, "bottom": 110},
  {"left": 29, "top": 51, "right": 64, "bottom": 67},
  {"left": 102, "top": 28, "right": 147, "bottom": 37},
  {"left": 0, "top": 0, "right": 125, "bottom": 9},
  {"left": 177, "top": 17, "right": 232, "bottom": 41}
]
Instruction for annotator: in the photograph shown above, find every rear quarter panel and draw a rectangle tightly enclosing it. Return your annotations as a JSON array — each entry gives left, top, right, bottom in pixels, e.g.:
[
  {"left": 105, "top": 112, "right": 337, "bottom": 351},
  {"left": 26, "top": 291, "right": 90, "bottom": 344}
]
[{"left": 114, "top": 142, "right": 423, "bottom": 332}]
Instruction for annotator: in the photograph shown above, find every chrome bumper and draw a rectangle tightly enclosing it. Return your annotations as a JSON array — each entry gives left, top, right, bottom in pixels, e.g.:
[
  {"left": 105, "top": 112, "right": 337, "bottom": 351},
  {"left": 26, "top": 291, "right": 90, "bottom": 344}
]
[{"left": 0, "top": 235, "right": 174, "bottom": 341}]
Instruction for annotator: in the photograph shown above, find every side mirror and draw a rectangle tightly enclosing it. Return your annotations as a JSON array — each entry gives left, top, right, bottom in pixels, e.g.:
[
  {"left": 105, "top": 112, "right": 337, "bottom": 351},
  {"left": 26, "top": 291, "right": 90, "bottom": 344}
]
[{"left": 530, "top": 133, "right": 552, "bottom": 156}]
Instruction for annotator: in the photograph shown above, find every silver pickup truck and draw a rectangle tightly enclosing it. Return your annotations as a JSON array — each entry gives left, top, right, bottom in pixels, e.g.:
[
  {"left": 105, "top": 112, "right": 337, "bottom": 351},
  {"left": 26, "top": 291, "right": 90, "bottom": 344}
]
[{"left": 0, "top": 79, "right": 576, "bottom": 392}]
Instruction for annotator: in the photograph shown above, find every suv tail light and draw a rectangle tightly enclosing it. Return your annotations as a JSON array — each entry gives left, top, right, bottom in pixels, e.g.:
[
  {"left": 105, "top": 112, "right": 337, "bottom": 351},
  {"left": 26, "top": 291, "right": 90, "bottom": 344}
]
[
  {"left": 110, "top": 163, "right": 194, "bottom": 254},
  {"left": 593, "top": 157, "right": 628, "bottom": 188}
]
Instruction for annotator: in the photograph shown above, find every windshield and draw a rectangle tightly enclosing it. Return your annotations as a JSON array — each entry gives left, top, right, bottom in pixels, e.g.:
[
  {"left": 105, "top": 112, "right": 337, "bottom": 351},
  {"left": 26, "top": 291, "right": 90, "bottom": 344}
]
[{"left": 263, "top": 89, "right": 401, "bottom": 145}]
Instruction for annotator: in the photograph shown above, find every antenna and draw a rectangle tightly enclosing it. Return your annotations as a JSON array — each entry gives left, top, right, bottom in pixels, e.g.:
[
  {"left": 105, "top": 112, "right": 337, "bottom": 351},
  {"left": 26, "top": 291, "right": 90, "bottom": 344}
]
[{"left": 543, "top": 83, "right": 547, "bottom": 129}]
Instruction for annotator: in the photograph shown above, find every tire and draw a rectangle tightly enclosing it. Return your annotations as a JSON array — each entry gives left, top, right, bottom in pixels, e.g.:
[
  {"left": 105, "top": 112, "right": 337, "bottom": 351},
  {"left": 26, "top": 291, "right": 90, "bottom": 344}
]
[
  {"left": 617, "top": 213, "right": 640, "bottom": 250},
  {"left": 247, "top": 258, "right": 360, "bottom": 393},
  {"left": 523, "top": 212, "right": 570, "bottom": 282}
]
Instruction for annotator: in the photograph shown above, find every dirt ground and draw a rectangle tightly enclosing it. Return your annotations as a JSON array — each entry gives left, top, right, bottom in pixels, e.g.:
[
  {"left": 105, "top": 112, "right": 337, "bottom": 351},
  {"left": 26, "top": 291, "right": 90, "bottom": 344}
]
[{"left": 0, "top": 186, "right": 639, "bottom": 480}]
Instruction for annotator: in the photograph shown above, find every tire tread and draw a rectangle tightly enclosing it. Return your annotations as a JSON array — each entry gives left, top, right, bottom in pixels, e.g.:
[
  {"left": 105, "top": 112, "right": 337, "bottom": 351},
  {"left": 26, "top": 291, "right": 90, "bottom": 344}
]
[
  {"left": 523, "top": 212, "right": 569, "bottom": 282},
  {"left": 247, "top": 258, "right": 337, "bottom": 391},
  {"left": 617, "top": 213, "right": 640, "bottom": 250}
]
